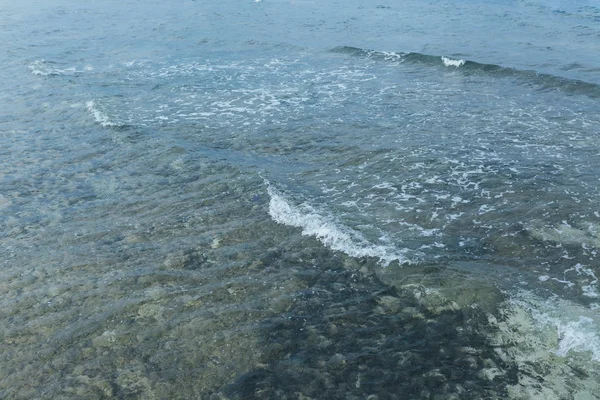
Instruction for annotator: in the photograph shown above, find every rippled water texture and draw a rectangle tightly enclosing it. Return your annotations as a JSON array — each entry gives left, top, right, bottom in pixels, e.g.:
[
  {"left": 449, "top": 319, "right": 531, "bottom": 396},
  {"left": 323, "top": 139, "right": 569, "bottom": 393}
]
[{"left": 2, "top": 0, "right": 600, "bottom": 399}]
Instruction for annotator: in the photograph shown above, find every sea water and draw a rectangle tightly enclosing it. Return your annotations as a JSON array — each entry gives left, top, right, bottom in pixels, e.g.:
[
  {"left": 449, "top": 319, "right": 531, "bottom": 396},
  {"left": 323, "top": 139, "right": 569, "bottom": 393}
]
[{"left": 2, "top": 0, "right": 600, "bottom": 398}]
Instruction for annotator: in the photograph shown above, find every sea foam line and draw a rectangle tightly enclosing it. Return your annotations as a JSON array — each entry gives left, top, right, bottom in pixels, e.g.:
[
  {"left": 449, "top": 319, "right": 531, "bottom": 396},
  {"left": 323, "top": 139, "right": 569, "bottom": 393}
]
[{"left": 266, "top": 184, "right": 411, "bottom": 266}]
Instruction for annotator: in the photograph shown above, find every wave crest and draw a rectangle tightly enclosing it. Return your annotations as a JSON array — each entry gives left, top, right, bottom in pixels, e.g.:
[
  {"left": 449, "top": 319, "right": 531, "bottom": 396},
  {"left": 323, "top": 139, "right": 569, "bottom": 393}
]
[
  {"left": 331, "top": 46, "right": 600, "bottom": 98},
  {"left": 266, "top": 183, "right": 413, "bottom": 266},
  {"left": 86, "top": 101, "right": 127, "bottom": 128},
  {"left": 441, "top": 56, "right": 465, "bottom": 67}
]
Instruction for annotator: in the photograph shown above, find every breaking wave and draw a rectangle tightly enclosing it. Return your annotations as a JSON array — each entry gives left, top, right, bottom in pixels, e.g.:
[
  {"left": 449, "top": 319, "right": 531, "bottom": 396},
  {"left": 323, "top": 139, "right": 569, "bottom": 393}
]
[
  {"left": 266, "top": 183, "right": 413, "bottom": 266},
  {"left": 86, "top": 101, "right": 128, "bottom": 128}
]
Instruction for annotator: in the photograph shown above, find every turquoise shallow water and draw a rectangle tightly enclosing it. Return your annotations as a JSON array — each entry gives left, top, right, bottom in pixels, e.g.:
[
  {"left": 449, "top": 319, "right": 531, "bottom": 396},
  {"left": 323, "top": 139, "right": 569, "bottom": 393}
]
[{"left": 2, "top": 0, "right": 600, "bottom": 398}]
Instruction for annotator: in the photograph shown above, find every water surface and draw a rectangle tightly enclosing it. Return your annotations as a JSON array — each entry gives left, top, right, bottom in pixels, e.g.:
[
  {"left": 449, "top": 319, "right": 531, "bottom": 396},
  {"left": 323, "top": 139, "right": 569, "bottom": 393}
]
[{"left": 1, "top": 0, "right": 600, "bottom": 398}]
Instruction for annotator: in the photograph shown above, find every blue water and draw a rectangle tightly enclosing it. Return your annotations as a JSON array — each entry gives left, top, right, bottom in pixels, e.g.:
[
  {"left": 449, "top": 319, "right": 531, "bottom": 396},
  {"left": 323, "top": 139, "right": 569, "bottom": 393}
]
[{"left": 2, "top": 0, "right": 600, "bottom": 398}]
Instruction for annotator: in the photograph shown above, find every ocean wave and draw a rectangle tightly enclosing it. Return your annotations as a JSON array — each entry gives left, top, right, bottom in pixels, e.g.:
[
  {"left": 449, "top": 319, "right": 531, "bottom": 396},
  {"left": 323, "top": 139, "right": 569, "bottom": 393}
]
[
  {"left": 266, "top": 183, "right": 413, "bottom": 266},
  {"left": 86, "top": 101, "right": 128, "bottom": 128},
  {"left": 28, "top": 59, "right": 91, "bottom": 76},
  {"left": 331, "top": 46, "right": 600, "bottom": 98}
]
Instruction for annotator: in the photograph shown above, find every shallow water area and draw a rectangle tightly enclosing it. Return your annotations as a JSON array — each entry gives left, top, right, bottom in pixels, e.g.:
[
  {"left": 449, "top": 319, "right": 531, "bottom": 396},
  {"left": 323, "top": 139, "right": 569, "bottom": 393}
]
[{"left": 2, "top": 0, "right": 600, "bottom": 398}]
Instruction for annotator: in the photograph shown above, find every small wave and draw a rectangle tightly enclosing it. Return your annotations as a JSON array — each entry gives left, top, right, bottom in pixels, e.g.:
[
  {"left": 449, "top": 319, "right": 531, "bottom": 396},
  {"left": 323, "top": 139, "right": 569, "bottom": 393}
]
[
  {"left": 86, "top": 101, "right": 125, "bottom": 128},
  {"left": 331, "top": 46, "right": 600, "bottom": 98},
  {"left": 28, "top": 59, "right": 83, "bottom": 76},
  {"left": 266, "top": 183, "right": 412, "bottom": 266}
]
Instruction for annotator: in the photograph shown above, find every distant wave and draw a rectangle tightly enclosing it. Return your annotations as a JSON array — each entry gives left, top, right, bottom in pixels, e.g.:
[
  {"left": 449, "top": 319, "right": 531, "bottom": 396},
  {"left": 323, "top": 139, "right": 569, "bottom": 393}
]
[
  {"left": 28, "top": 59, "right": 92, "bottom": 77},
  {"left": 331, "top": 46, "right": 600, "bottom": 98},
  {"left": 266, "top": 183, "right": 413, "bottom": 266}
]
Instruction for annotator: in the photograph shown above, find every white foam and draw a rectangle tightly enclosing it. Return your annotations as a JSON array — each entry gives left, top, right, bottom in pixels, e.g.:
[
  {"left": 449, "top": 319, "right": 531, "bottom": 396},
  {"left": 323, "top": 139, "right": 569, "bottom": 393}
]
[
  {"left": 554, "top": 317, "right": 598, "bottom": 359},
  {"left": 266, "top": 184, "right": 412, "bottom": 266},
  {"left": 28, "top": 60, "right": 58, "bottom": 76},
  {"left": 28, "top": 59, "right": 82, "bottom": 76},
  {"left": 441, "top": 56, "right": 466, "bottom": 67},
  {"left": 582, "top": 285, "right": 599, "bottom": 298},
  {"left": 492, "top": 292, "right": 600, "bottom": 398},
  {"left": 380, "top": 51, "right": 405, "bottom": 63},
  {"left": 397, "top": 221, "right": 441, "bottom": 237},
  {"left": 372, "top": 182, "right": 396, "bottom": 190},
  {"left": 511, "top": 292, "right": 600, "bottom": 362},
  {"left": 528, "top": 223, "right": 600, "bottom": 296},
  {"left": 86, "top": 101, "right": 120, "bottom": 128},
  {"left": 478, "top": 204, "right": 496, "bottom": 214},
  {"left": 564, "top": 263, "right": 599, "bottom": 298}
]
